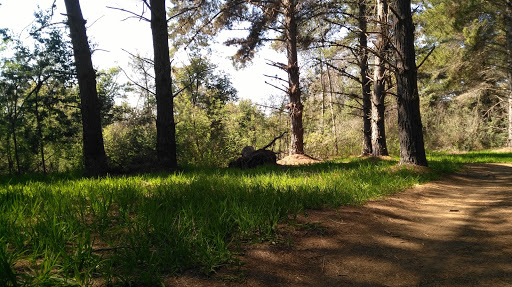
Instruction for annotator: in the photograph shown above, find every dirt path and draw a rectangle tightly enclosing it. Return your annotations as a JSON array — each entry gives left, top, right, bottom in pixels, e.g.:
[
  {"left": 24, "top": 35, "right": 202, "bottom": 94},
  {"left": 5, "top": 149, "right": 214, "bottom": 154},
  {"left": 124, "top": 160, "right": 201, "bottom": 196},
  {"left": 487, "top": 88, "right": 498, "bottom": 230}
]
[{"left": 170, "top": 163, "right": 512, "bottom": 287}]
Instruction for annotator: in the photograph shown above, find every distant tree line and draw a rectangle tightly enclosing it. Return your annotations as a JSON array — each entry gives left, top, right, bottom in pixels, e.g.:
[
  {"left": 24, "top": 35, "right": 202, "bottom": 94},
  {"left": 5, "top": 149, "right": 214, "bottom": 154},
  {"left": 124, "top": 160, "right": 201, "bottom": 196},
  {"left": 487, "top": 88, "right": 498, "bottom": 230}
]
[{"left": 0, "top": 0, "right": 510, "bottom": 176}]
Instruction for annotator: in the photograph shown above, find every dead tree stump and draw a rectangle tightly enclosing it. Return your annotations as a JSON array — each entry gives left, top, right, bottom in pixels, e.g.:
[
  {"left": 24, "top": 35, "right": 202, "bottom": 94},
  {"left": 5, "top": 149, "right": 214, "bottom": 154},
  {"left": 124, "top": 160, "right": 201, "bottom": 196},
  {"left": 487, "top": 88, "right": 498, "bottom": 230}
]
[
  {"left": 229, "top": 132, "right": 287, "bottom": 169},
  {"left": 229, "top": 149, "right": 277, "bottom": 169}
]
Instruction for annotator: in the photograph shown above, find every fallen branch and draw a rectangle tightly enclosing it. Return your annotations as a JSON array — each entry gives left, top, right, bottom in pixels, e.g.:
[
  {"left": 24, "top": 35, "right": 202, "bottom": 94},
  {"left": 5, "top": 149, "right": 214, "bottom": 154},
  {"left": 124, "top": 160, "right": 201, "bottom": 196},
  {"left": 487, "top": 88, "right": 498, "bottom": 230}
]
[{"left": 261, "top": 131, "right": 288, "bottom": 150}]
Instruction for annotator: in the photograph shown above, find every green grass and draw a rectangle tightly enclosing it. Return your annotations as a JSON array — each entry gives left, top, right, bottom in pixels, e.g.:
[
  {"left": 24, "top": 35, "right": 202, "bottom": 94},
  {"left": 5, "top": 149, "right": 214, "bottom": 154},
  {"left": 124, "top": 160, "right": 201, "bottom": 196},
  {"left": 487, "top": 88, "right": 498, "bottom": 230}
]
[
  {"left": 0, "top": 151, "right": 510, "bottom": 286},
  {"left": 429, "top": 150, "right": 512, "bottom": 164}
]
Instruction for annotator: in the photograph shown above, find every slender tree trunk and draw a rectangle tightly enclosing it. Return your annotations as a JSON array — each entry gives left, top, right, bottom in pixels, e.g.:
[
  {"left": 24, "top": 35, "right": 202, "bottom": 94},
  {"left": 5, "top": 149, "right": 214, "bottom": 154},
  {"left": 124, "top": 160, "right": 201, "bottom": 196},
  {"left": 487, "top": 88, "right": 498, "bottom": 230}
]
[
  {"left": 284, "top": 0, "right": 304, "bottom": 155},
  {"left": 326, "top": 65, "right": 339, "bottom": 154},
  {"left": 390, "top": 0, "right": 428, "bottom": 166},
  {"left": 35, "top": 88, "right": 46, "bottom": 174},
  {"left": 506, "top": 0, "right": 512, "bottom": 147},
  {"left": 6, "top": 133, "right": 13, "bottom": 175},
  {"left": 359, "top": 0, "right": 373, "bottom": 155},
  {"left": 149, "top": 0, "right": 178, "bottom": 169},
  {"left": 509, "top": 86, "right": 512, "bottom": 148},
  {"left": 9, "top": 93, "right": 21, "bottom": 175},
  {"left": 371, "top": 0, "right": 389, "bottom": 157},
  {"left": 321, "top": 74, "right": 325, "bottom": 132},
  {"left": 10, "top": 116, "right": 20, "bottom": 175},
  {"left": 64, "top": 0, "right": 108, "bottom": 176},
  {"left": 320, "top": 54, "right": 326, "bottom": 132}
]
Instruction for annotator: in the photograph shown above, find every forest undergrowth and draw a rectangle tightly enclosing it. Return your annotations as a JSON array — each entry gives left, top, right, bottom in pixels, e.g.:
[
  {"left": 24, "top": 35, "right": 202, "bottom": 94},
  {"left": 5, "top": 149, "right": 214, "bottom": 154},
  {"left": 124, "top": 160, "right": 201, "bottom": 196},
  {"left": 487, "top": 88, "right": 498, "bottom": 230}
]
[{"left": 1, "top": 151, "right": 511, "bottom": 286}]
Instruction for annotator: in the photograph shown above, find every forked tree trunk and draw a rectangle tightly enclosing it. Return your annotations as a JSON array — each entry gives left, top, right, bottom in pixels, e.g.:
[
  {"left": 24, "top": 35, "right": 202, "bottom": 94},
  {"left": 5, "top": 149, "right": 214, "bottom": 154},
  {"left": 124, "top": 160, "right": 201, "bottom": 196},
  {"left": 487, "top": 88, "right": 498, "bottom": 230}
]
[
  {"left": 284, "top": 0, "right": 305, "bottom": 155},
  {"left": 371, "top": 0, "right": 389, "bottom": 157},
  {"left": 390, "top": 0, "right": 428, "bottom": 166},
  {"left": 149, "top": 0, "right": 178, "bottom": 169},
  {"left": 360, "top": 0, "right": 373, "bottom": 155},
  {"left": 64, "top": 0, "right": 108, "bottom": 176},
  {"left": 506, "top": 0, "right": 512, "bottom": 147}
]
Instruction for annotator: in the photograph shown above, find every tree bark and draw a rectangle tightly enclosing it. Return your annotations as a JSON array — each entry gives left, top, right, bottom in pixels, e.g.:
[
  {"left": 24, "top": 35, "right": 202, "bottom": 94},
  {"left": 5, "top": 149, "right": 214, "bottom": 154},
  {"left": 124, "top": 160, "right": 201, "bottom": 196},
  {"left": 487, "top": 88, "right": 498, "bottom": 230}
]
[
  {"left": 10, "top": 113, "right": 20, "bottom": 175},
  {"left": 359, "top": 0, "right": 373, "bottom": 155},
  {"left": 149, "top": 0, "right": 178, "bottom": 169},
  {"left": 390, "top": 0, "right": 428, "bottom": 166},
  {"left": 506, "top": 0, "right": 512, "bottom": 147},
  {"left": 64, "top": 0, "right": 108, "bottom": 176},
  {"left": 371, "top": 0, "right": 389, "bottom": 157},
  {"left": 284, "top": 0, "right": 304, "bottom": 155},
  {"left": 326, "top": 65, "right": 339, "bottom": 154},
  {"left": 35, "top": 87, "right": 46, "bottom": 174}
]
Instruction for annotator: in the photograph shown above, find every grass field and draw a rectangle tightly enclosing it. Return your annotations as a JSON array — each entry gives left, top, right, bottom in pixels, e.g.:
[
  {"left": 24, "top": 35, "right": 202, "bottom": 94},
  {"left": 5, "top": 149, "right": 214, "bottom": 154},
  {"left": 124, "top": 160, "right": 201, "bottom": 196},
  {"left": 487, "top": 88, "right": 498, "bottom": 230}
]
[{"left": 1, "top": 151, "right": 511, "bottom": 286}]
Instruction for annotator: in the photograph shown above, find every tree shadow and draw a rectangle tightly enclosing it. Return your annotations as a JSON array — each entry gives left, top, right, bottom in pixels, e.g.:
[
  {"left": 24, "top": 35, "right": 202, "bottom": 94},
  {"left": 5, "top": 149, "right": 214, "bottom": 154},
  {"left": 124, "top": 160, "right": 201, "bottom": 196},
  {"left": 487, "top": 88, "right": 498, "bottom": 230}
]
[{"left": 216, "top": 163, "right": 512, "bottom": 286}]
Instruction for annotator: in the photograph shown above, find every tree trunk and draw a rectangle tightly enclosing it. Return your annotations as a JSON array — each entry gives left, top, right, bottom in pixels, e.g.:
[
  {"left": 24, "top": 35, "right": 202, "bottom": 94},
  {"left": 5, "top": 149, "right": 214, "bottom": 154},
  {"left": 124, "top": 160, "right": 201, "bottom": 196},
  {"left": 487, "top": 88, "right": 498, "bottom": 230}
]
[
  {"left": 6, "top": 134, "right": 14, "bottom": 175},
  {"left": 10, "top": 116, "right": 20, "bottom": 175},
  {"left": 320, "top": 53, "right": 327, "bottom": 133},
  {"left": 327, "top": 65, "right": 339, "bottom": 154},
  {"left": 35, "top": 87, "right": 46, "bottom": 174},
  {"left": 509, "top": 86, "right": 512, "bottom": 148},
  {"left": 9, "top": 92, "right": 21, "bottom": 175},
  {"left": 64, "top": 0, "right": 108, "bottom": 176},
  {"left": 359, "top": 0, "right": 373, "bottom": 155},
  {"left": 506, "top": 0, "right": 512, "bottom": 147},
  {"left": 149, "top": 0, "right": 178, "bottom": 169},
  {"left": 284, "top": 0, "right": 304, "bottom": 155},
  {"left": 371, "top": 0, "right": 389, "bottom": 157},
  {"left": 390, "top": 0, "right": 428, "bottom": 166}
]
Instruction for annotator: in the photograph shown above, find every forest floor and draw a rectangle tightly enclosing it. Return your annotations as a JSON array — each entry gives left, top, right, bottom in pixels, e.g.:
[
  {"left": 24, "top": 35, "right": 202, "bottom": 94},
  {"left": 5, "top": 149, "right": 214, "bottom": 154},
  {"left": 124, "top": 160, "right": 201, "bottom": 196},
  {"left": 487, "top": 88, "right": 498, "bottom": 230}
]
[{"left": 168, "top": 163, "right": 512, "bottom": 286}]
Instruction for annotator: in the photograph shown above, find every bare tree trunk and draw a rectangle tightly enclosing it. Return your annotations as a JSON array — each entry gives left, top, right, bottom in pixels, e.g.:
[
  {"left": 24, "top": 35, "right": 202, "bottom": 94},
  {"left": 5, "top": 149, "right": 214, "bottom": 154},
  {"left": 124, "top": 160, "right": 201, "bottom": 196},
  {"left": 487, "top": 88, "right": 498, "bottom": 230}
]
[
  {"left": 360, "top": 0, "right": 373, "bottom": 155},
  {"left": 320, "top": 54, "right": 326, "bottom": 133},
  {"left": 326, "top": 65, "right": 339, "bottom": 154},
  {"left": 509, "top": 87, "right": 512, "bottom": 148},
  {"left": 6, "top": 134, "right": 14, "bottom": 175},
  {"left": 321, "top": 76, "right": 326, "bottom": 133},
  {"left": 9, "top": 93, "right": 21, "bottom": 175},
  {"left": 284, "top": 0, "right": 304, "bottom": 155},
  {"left": 371, "top": 0, "right": 389, "bottom": 157},
  {"left": 64, "top": 0, "right": 108, "bottom": 176},
  {"left": 35, "top": 88, "right": 46, "bottom": 174},
  {"left": 390, "top": 0, "right": 428, "bottom": 166},
  {"left": 10, "top": 116, "right": 20, "bottom": 175},
  {"left": 149, "top": 0, "right": 178, "bottom": 169},
  {"left": 506, "top": 0, "right": 512, "bottom": 147},
  {"left": 5, "top": 99, "right": 15, "bottom": 175}
]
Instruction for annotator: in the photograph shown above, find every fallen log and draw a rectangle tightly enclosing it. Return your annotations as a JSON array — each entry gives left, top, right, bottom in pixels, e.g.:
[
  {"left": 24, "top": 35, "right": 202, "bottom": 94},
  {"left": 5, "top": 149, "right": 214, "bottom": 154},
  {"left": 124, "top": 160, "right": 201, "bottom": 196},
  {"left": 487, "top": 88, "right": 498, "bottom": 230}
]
[{"left": 229, "top": 132, "right": 287, "bottom": 169}]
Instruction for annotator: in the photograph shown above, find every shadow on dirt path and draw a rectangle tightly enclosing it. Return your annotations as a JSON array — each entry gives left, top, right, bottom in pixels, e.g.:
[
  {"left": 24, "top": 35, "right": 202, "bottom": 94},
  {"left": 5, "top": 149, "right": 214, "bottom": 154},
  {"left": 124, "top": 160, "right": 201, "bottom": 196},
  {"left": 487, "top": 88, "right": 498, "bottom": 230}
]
[{"left": 169, "top": 164, "right": 512, "bottom": 287}]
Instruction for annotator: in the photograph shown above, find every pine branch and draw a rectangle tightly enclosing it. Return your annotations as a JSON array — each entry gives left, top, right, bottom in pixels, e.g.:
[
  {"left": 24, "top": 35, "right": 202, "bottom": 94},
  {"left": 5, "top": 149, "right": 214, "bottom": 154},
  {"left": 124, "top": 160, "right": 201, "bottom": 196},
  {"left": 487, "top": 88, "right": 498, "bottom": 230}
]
[
  {"left": 265, "top": 81, "right": 288, "bottom": 94},
  {"left": 417, "top": 45, "right": 436, "bottom": 70},
  {"left": 172, "top": 82, "right": 194, "bottom": 98},
  {"left": 106, "top": 6, "right": 150, "bottom": 22},
  {"left": 121, "top": 48, "right": 154, "bottom": 65},
  {"left": 167, "top": 4, "right": 203, "bottom": 22},
  {"left": 330, "top": 101, "right": 363, "bottom": 111},
  {"left": 266, "top": 60, "right": 288, "bottom": 71},
  {"left": 322, "top": 61, "right": 361, "bottom": 84},
  {"left": 120, "top": 68, "right": 156, "bottom": 97},
  {"left": 255, "top": 103, "right": 285, "bottom": 111},
  {"left": 263, "top": 74, "right": 288, "bottom": 83}
]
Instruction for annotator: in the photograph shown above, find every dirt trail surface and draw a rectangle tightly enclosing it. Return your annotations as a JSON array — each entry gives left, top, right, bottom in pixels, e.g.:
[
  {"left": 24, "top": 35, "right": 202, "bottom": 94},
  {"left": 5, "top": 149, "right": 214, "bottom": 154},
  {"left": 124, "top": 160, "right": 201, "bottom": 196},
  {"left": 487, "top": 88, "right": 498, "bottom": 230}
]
[{"left": 169, "top": 164, "right": 512, "bottom": 287}]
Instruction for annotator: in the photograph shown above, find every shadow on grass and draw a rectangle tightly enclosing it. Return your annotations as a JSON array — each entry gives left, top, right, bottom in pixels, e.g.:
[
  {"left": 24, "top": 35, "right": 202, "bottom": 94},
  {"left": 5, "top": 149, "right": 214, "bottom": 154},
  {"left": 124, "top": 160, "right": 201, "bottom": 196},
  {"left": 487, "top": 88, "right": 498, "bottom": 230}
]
[{"left": 224, "top": 164, "right": 512, "bottom": 287}]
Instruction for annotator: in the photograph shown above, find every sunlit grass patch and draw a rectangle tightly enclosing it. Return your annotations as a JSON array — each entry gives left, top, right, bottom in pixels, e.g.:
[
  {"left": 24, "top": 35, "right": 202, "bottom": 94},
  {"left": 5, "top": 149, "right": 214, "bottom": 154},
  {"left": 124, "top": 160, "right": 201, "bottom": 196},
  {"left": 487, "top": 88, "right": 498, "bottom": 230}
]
[{"left": 429, "top": 150, "right": 512, "bottom": 164}]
